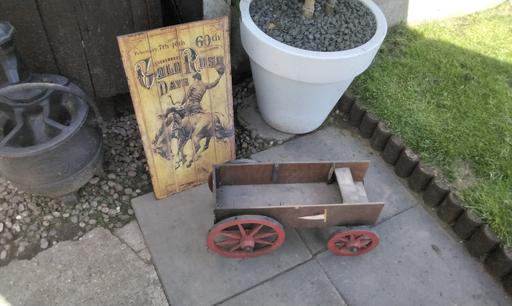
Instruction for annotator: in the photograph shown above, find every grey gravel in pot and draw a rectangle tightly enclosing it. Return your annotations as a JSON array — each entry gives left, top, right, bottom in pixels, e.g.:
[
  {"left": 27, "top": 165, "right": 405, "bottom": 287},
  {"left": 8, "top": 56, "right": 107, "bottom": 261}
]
[{"left": 250, "top": 0, "right": 377, "bottom": 52}]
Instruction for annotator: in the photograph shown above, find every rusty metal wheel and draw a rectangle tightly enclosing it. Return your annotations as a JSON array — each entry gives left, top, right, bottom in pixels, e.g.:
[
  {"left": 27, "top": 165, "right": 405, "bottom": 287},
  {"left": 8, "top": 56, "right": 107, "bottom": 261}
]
[
  {"left": 327, "top": 229, "right": 380, "bottom": 256},
  {"left": 207, "top": 215, "right": 285, "bottom": 258}
]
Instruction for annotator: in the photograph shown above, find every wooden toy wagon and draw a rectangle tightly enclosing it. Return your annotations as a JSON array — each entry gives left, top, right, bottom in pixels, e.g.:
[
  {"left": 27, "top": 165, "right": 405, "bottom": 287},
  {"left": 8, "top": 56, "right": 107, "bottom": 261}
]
[{"left": 207, "top": 161, "right": 384, "bottom": 258}]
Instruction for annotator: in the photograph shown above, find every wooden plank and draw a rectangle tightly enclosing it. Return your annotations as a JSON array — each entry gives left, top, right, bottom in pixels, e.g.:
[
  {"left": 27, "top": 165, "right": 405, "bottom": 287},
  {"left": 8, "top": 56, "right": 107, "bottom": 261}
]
[
  {"left": 37, "top": 0, "right": 94, "bottom": 95},
  {"left": 146, "top": 0, "right": 163, "bottom": 28},
  {"left": 174, "top": 0, "right": 204, "bottom": 22},
  {"left": 216, "top": 183, "right": 342, "bottom": 209},
  {"left": 129, "top": 0, "right": 150, "bottom": 31},
  {"left": 75, "top": 0, "right": 134, "bottom": 97},
  {"left": 118, "top": 17, "right": 235, "bottom": 199},
  {"left": 335, "top": 167, "right": 369, "bottom": 203},
  {"left": 214, "top": 202, "right": 385, "bottom": 228},
  {"left": 276, "top": 162, "right": 334, "bottom": 183},
  {"left": 0, "top": 0, "right": 58, "bottom": 74},
  {"left": 218, "top": 163, "right": 274, "bottom": 185},
  {"left": 354, "top": 182, "right": 369, "bottom": 202},
  {"left": 217, "top": 161, "right": 370, "bottom": 186}
]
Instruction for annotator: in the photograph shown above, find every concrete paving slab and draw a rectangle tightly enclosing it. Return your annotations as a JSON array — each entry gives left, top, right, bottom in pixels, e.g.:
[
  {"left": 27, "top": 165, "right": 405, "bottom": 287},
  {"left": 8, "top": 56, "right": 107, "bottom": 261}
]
[
  {"left": 138, "top": 248, "right": 152, "bottom": 263},
  {"left": 132, "top": 185, "right": 312, "bottom": 306},
  {"left": 0, "top": 228, "right": 167, "bottom": 306},
  {"left": 252, "top": 126, "right": 420, "bottom": 253},
  {"left": 219, "top": 260, "right": 347, "bottom": 306},
  {"left": 114, "top": 220, "right": 146, "bottom": 252},
  {"left": 318, "top": 207, "right": 511, "bottom": 306},
  {"left": 238, "top": 95, "right": 295, "bottom": 142}
]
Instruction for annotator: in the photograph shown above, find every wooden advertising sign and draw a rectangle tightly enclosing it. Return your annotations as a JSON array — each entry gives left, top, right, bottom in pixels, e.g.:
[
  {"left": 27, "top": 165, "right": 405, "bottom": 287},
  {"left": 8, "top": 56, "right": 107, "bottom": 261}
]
[{"left": 118, "top": 17, "right": 235, "bottom": 199}]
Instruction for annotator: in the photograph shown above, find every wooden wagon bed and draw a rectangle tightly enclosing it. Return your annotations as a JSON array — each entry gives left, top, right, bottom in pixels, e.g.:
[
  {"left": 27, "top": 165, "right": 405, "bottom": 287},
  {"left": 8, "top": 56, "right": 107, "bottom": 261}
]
[{"left": 210, "top": 161, "right": 384, "bottom": 228}]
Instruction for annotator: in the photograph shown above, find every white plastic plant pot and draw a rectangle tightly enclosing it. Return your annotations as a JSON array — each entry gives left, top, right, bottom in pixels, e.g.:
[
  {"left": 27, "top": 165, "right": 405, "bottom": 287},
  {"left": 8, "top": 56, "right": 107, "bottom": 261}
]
[{"left": 240, "top": 0, "right": 388, "bottom": 134}]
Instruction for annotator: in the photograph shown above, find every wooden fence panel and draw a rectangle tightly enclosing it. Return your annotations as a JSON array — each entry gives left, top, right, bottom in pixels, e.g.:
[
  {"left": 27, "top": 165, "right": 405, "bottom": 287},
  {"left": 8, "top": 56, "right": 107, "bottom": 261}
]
[
  {"left": 0, "top": 0, "right": 165, "bottom": 98},
  {"left": 37, "top": 0, "right": 94, "bottom": 94},
  {"left": 0, "top": 0, "right": 59, "bottom": 74},
  {"left": 73, "top": 0, "right": 134, "bottom": 97}
]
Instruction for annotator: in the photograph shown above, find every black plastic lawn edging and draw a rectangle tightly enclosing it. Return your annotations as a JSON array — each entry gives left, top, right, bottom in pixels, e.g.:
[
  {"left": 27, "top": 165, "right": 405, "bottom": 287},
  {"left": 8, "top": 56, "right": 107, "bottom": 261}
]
[{"left": 336, "top": 94, "right": 512, "bottom": 295}]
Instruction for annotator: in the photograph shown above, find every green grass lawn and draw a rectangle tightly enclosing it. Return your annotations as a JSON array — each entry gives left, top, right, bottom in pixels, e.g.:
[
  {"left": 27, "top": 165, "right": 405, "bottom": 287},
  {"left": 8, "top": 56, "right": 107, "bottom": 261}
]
[{"left": 352, "top": 3, "right": 512, "bottom": 244}]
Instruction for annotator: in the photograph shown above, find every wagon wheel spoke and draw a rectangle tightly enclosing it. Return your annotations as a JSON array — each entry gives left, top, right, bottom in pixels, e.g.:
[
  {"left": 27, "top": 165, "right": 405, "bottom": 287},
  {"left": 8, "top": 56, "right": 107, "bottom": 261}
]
[
  {"left": 229, "top": 243, "right": 242, "bottom": 252},
  {"left": 254, "top": 232, "right": 278, "bottom": 239},
  {"left": 255, "top": 239, "right": 274, "bottom": 246},
  {"left": 358, "top": 237, "right": 372, "bottom": 247},
  {"left": 220, "top": 230, "right": 241, "bottom": 240},
  {"left": 215, "top": 239, "right": 240, "bottom": 247},
  {"left": 248, "top": 224, "right": 264, "bottom": 237},
  {"left": 237, "top": 224, "right": 247, "bottom": 237}
]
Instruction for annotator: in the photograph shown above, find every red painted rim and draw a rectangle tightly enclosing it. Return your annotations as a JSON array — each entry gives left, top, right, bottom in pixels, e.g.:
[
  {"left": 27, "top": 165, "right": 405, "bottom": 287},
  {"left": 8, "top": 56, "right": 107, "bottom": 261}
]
[
  {"left": 207, "top": 215, "right": 286, "bottom": 258},
  {"left": 327, "top": 230, "right": 380, "bottom": 256}
]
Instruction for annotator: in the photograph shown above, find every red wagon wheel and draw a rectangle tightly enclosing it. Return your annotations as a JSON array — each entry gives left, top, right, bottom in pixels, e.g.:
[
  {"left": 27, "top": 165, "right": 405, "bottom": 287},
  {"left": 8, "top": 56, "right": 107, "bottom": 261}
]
[
  {"left": 207, "top": 215, "right": 285, "bottom": 258},
  {"left": 327, "top": 229, "right": 380, "bottom": 256}
]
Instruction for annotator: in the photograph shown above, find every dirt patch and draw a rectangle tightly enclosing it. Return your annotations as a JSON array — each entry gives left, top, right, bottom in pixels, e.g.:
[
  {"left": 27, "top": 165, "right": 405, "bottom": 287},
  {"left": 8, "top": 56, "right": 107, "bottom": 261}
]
[{"left": 452, "top": 160, "right": 479, "bottom": 191}]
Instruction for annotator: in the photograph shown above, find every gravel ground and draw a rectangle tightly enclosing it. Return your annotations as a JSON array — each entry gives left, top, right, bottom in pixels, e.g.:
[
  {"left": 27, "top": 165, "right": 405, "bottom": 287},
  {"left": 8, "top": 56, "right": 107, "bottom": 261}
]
[
  {"left": 0, "top": 113, "right": 150, "bottom": 266},
  {"left": 233, "top": 79, "right": 284, "bottom": 157},
  {"left": 250, "top": 0, "right": 377, "bottom": 51},
  {"left": 0, "top": 79, "right": 274, "bottom": 266}
]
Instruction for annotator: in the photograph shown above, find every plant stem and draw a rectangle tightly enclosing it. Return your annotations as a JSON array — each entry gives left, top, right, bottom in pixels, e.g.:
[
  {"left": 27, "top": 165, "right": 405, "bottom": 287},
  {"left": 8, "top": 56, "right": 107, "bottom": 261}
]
[
  {"left": 303, "top": 0, "right": 315, "bottom": 18},
  {"left": 325, "top": 0, "right": 337, "bottom": 15}
]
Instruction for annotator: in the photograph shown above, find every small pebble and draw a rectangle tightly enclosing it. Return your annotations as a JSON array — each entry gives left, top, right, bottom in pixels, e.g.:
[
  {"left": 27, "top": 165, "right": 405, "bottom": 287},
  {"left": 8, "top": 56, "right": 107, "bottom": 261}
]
[
  {"left": 40, "top": 238, "right": 49, "bottom": 249},
  {"left": 250, "top": 0, "right": 376, "bottom": 52}
]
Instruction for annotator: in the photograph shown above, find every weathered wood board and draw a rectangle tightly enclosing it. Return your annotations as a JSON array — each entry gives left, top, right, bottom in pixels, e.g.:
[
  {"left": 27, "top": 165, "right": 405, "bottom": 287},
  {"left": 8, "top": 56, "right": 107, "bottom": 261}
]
[
  {"left": 118, "top": 17, "right": 235, "bottom": 199},
  {"left": 0, "top": 0, "right": 163, "bottom": 97},
  {"left": 214, "top": 203, "right": 385, "bottom": 228}
]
